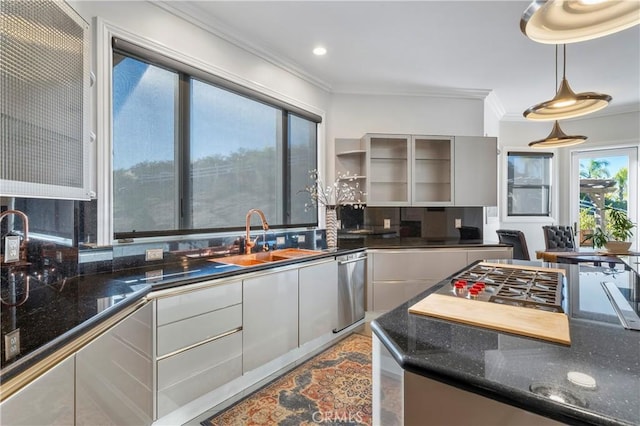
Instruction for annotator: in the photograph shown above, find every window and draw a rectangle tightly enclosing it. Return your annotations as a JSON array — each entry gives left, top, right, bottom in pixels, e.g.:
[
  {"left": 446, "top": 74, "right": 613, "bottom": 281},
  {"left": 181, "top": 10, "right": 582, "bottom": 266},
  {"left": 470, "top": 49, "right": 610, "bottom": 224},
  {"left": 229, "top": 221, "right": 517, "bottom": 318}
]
[
  {"left": 111, "top": 39, "right": 320, "bottom": 238},
  {"left": 507, "top": 152, "right": 553, "bottom": 217}
]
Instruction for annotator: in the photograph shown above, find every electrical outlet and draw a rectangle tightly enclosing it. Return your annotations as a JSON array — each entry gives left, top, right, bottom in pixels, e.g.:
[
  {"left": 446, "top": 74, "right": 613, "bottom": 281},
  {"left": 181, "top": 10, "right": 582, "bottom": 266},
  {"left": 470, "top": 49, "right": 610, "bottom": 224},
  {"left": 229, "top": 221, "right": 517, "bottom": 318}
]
[
  {"left": 3, "top": 236, "right": 20, "bottom": 263},
  {"left": 455, "top": 218, "right": 462, "bottom": 228},
  {"left": 144, "top": 269, "right": 164, "bottom": 282},
  {"left": 384, "top": 219, "right": 391, "bottom": 229},
  {"left": 298, "top": 235, "right": 306, "bottom": 243},
  {"left": 4, "top": 329, "right": 20, "bottom": 361},
  {"left": 145, "top": 248, "right": 163, "bottom": 261}
]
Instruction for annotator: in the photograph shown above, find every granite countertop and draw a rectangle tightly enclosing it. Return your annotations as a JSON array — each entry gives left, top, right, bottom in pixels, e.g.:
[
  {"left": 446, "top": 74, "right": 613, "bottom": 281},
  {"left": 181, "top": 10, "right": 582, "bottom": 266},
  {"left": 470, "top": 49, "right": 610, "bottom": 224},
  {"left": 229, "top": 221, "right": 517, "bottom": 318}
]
[
  {"left": 371, "top": 259, "right": 640, "bottom": 426},
  {"left": 338, "top": 235, "right": 507, "bottom": 250},
  {"left": 0, "top": 248, "right": 350, "bottom": 383},
  {"left": 0, "top": 239, "right": 507, "bottom": 387}
]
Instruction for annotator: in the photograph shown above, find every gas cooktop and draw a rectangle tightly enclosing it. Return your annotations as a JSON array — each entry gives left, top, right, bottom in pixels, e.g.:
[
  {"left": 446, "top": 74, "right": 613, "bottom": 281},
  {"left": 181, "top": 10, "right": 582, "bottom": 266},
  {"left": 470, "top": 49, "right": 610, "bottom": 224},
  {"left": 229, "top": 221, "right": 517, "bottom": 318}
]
[{"left": 439, "top": 262, "right": 566, "bottom": 313}]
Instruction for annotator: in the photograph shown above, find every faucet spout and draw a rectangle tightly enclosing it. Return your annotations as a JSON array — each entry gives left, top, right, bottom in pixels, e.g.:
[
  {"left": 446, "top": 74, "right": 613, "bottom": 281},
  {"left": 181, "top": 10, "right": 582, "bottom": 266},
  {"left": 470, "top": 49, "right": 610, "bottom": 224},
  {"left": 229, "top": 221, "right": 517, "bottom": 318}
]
[
  {"left": 245, "top": 209, "right": 269, "bottom": 254},
  {"left": 1, "top": 209, "right": 29, "bottom": 264}
]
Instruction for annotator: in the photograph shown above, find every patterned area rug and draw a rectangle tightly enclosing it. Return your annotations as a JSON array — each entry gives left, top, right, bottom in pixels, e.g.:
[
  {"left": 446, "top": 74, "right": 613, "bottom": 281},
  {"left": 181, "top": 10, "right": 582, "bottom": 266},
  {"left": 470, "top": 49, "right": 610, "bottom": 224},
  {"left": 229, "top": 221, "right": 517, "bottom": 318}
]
[{"left": 202, "top": 333, "right": 372, "bottom": 426}]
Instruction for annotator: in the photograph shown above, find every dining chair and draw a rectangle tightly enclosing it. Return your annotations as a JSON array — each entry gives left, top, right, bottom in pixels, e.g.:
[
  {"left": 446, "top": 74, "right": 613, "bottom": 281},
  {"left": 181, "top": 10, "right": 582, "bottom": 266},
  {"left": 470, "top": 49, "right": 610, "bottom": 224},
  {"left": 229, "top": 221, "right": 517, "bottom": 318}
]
[
  {"left": 542, "top": 225, "right": 576, "bottom": 250},
  {"left": 496, "top": 229, "right": 531, "bottom": 260}
]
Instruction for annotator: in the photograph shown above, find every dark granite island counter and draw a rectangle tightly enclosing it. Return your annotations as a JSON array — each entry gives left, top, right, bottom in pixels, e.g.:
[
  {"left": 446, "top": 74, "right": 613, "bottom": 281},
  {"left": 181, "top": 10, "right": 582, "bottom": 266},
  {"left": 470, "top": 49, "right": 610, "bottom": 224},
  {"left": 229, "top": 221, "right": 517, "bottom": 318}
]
[{"left": 371, "top": 259, "right": 640, "bottom": 426}]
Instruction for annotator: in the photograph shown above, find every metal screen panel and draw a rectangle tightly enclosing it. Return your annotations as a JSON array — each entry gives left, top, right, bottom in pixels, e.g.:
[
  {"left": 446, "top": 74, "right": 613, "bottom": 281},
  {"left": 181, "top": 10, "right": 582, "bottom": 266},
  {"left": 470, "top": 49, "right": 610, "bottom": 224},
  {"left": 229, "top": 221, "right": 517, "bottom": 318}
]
[{"left": 1, "top": 0, "right": 90, "bottom": 199}]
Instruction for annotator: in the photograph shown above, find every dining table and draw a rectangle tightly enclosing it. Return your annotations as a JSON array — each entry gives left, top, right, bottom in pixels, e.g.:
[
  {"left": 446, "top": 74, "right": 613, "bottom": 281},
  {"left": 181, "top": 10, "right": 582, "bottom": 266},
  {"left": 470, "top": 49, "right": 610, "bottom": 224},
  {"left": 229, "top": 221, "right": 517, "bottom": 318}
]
[{"left": 535, "top": 248, "right": 640, "bottom": 267}]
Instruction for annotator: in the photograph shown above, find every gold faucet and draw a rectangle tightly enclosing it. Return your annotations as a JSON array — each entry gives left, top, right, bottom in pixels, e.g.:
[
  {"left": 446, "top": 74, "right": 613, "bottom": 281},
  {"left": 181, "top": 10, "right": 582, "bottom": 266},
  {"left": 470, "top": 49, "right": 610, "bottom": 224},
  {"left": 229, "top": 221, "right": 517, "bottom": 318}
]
[
  {"left": 1, "top": 209, "right": 29, "bottom": 264},
  {"left": 245, "top": 209, "right": 269, "bottom": 254}
]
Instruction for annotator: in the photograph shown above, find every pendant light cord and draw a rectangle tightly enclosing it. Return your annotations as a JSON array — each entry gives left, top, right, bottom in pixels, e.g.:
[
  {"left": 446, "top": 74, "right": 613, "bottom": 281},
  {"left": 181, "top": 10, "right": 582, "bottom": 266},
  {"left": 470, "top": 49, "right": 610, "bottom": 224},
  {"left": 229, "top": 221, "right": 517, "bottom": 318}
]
[
  {"left": 555, "top": 44, "right": 558, "bottom": 91},
  {"left": 562, "top": 44, "right": 566, "bottom": 80}
]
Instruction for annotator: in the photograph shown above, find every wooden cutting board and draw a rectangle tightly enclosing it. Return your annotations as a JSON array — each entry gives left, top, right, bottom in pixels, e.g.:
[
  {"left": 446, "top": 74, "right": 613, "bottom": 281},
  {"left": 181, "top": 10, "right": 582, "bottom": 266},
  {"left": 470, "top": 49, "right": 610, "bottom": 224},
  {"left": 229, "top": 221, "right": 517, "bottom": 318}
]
[{"left": 408, "top": 293, "right": 570, "bottom": 345}]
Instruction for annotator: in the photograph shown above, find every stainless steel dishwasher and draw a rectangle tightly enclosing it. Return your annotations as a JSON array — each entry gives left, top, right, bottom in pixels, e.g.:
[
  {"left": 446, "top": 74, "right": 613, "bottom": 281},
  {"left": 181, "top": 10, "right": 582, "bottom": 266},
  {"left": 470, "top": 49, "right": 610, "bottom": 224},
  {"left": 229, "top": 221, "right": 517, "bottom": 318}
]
[{"left": 334, "top": 250, "right": 367, "bottom": 332}]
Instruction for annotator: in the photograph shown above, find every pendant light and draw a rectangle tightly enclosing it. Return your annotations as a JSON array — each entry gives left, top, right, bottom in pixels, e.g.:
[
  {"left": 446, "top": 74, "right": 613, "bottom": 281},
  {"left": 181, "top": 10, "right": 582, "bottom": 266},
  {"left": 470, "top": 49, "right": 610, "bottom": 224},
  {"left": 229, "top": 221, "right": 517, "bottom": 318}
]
[
  {"left": 523, "top": 44, "right": 611, "bottom": 121},
  {"left": 520, "top": 0, "right": 640, "bottom": 44},
  {"left": 528, "top": 120, "right": 587, "bottom": 148}
]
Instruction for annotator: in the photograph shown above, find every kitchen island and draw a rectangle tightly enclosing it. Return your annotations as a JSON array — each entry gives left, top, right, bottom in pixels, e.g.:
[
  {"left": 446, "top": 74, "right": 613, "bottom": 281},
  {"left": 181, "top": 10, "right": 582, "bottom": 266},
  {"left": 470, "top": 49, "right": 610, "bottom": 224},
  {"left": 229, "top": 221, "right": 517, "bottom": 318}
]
[{"left": 371, "top": 258, "right": 640, "bottom": 425}]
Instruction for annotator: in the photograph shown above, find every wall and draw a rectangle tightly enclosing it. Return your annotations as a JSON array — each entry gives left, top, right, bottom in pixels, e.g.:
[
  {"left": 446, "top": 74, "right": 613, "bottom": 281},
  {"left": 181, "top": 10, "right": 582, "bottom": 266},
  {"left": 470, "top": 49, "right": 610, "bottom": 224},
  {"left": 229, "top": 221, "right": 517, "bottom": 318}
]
[
  {"left": 326, "top": 93, "right": 485, "bottom": 179},
  {"left": 495, "top": 106, "right": 640, "bottom": 258}
]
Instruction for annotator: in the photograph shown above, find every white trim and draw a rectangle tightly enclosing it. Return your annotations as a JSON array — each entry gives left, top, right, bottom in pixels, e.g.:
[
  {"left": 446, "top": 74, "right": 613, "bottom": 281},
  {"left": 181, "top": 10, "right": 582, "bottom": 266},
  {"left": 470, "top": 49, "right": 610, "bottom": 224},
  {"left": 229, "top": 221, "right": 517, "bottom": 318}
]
[
  {"left": 95, "top": 17, "right": 113, "bottom": 246},
  {"left": 569, "top": 144, "right": 638, "bottom": 251},
  {"left": 500, "top": 146, "right": 559, "bottom": 224},
  {"left": 93, "top": 18, "right": 326, "bottom": 246},
  {"left": 330, "top": 85, "right": 491, "bottom": 100},
  {"left": 484, "top": 91, "right": 506, "bottom": 120}
]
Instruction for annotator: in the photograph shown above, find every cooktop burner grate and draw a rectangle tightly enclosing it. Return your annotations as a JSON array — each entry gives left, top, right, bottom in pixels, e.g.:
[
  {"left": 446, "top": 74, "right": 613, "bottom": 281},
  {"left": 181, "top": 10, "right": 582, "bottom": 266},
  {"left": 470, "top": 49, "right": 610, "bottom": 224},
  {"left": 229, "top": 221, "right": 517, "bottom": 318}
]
[{"left": 444, "top": 262, "right": 565, "bottom": 313}]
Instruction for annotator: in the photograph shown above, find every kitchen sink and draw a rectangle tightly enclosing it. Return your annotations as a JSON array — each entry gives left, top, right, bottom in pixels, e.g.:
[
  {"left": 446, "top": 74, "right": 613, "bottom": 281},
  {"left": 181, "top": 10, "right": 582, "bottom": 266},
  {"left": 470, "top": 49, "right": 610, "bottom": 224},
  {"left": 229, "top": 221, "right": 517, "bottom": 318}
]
[{"left": 213, "top": 248, "right": 324, "bottom": 267}]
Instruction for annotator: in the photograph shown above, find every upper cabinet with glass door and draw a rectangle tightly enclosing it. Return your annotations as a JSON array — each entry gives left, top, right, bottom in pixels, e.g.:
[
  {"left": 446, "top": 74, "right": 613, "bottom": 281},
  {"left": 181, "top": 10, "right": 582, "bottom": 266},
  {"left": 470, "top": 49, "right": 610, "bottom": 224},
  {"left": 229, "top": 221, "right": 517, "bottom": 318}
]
[
  {"left": 354, "top": 133, "right": 496, "bottom": 207},
  {"left": 363, "top": 134, "right": 411, "bottom": 206},
  {"left": 411, "top": 136, "right": 454, "bottom": 206}
]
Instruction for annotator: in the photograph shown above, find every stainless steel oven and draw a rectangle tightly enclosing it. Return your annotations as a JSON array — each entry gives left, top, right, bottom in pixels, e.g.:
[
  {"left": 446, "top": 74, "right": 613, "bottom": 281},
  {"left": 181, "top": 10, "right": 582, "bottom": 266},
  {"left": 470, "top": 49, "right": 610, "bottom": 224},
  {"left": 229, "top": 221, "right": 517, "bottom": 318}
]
[{"left": 334, "top": 251, "right": 366, "bottom": 332}]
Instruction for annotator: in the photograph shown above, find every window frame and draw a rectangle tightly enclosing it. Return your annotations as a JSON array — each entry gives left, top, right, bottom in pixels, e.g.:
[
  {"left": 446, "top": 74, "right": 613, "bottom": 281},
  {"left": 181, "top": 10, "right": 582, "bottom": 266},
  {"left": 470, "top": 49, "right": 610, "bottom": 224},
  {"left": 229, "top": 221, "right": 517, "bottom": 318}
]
[
  {"left": 95, "top": 22, "right": 323, "bottom": 245},
  {"left": 501, "top": 148, "right": 558, "bottom": 223}
]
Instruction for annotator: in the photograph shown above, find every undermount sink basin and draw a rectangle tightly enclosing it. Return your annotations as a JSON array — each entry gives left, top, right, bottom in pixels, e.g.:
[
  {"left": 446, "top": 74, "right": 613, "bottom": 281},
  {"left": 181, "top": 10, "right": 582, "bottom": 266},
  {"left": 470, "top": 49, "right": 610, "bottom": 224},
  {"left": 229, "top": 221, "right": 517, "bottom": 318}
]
[{"left": 213, "top": 248, "right": 323, "bottom": 267}]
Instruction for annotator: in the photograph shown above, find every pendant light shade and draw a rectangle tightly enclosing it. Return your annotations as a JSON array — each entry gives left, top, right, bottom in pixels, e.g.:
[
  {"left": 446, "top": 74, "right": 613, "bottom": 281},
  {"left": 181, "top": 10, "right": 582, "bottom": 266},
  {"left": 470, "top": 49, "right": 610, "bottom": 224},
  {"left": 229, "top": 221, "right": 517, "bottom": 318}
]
[
  {"left": 528, "top": 121, "right": 587, "bottom": 148},
  {"left": 521, "top": 0, "right": 640, "bottom": 44},
  {"left": 523, "top": 45, "right": 611, "bottom": 121}
]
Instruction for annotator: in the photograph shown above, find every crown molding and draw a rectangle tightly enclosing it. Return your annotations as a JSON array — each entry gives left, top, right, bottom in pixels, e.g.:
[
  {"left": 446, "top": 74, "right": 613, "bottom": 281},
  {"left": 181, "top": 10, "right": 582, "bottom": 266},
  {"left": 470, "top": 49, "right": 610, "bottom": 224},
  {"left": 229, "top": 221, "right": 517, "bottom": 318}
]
[
  {"left": 330, "top": 85, "right": 492, "bottom": 100},
  {"left": 152, "top": 1, "right": 334, "bottom": 92},
  {"left": 484, "top": 91, "right": 506, "bottom": 119}
]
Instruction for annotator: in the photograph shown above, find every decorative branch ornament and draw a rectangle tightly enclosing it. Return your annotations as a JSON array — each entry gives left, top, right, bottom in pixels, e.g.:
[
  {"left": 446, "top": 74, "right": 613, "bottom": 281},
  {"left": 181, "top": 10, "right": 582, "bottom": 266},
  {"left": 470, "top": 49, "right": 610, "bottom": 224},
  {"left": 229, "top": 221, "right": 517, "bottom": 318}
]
[{"left": 300, "top": 169, "right": 365, "bottom": 210}]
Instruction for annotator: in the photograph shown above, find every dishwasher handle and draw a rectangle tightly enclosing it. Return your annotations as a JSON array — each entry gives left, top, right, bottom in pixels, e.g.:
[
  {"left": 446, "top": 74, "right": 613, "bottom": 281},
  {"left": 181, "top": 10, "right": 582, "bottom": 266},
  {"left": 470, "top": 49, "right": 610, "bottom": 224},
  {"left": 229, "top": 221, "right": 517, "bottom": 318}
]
[{"left": 337, "top": 256, "right": 367, "bottom": 265}]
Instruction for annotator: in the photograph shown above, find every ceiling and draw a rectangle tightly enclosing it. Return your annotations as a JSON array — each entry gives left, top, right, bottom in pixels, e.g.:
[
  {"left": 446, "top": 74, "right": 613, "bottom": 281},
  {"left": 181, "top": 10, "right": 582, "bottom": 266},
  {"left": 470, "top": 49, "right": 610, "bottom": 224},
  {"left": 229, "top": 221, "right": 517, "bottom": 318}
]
[{"left": 160, "top": 1, "right": 640, "bottom": 120}]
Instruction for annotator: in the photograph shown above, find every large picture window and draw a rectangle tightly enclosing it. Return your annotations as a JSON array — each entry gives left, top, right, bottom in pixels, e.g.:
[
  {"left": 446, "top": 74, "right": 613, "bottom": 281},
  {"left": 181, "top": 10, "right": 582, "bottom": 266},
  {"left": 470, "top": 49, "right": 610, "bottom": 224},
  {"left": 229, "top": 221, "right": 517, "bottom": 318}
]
[
  {"left": 112, "top": 39, "right": 319, "bottom": 239},
  {"left": 507, "top": 152, "right": 553, "bottom": 217}
]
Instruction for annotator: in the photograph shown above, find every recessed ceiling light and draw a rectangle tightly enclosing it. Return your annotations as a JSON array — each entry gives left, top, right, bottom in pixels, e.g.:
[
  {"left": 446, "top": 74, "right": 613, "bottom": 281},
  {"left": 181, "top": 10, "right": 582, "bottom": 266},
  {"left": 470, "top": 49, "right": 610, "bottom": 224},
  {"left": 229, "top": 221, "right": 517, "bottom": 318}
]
[{"left": 313, "top": 46, "right": 327, "bottom": 56}]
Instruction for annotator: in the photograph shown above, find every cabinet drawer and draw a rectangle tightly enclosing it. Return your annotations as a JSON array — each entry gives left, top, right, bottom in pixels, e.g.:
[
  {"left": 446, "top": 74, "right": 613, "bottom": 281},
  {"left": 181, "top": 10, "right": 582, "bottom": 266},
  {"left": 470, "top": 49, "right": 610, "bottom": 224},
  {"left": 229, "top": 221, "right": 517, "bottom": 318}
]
[
  {"left": 157, "top": 331, "right": 242, "bottom": 417},
  {"left": 372, "top": 250, "right": 467, "bottom": 281},
  {"left": 157, "top": 279, "right": 241, "bottom": 326},
  {"left": 466, "top": 248, "right": 512, "bottom": 264},
  {"left": 157, "top": 304, "right": 242, "bottom": 357},
  {"left": 373, "top": 280, "right": 440, "bottom": 311}
]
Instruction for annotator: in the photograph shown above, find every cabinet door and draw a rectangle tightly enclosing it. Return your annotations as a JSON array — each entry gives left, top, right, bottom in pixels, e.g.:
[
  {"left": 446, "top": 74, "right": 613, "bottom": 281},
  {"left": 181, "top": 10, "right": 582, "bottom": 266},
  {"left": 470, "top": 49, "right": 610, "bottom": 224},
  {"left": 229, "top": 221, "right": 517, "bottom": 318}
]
[
  {"left": 0, "top": 356, "right": 74, "bottom": 425},
  {"left": 412, "top": 136, "right": 453, "bottom": 205},
  {"left": 370, "top": 249, "right": 469, "bottom": 312},
  {"left": 76, "top": 302, "right": 153, "bottom": 426},
  {"left": 157, "top": 331, "right": 242, "bottom": 418},
  {"left": 365, "top": 134, "right": 411, "bottom": 206},
  {"left": 299, "top": 260, "right": 338, "bottom": 345},
  {"left": 454, "top": 136, "right": 497, "bottom": 206},
  {"left": 243, "top": 269, "right": 299, "bottom": 373}
]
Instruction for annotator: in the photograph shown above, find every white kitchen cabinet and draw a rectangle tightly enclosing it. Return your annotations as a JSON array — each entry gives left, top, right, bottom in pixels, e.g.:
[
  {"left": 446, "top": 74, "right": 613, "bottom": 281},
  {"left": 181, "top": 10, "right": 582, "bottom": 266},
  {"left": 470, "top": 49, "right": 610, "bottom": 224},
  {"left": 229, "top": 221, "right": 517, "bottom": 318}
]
[
  {"left": 157, "top": 331, "right": 242, "bottom": 417},
  {"left": 368, "top": 247, "right": 513, "bottom": 312},
  {"left": 76, "top": 302, "right": 153, "bottom": 425},
  {"left": 352, "top": 133, "right": 497, "bottom": 207},
  {"left": 369, "top": 249, "right": 468, "bottom": 311},
  {"left": 411, "top": 136, "right": 454, "bottom": 206},
  {"left": 243, "top": 269, "right": 299, "bottom": 373},
  {"left": 454, "top": 136, "right": 498, "bottom": 206},
  {"left": 364, "top": 134, "right": 411, "bottom": 206},
  {"left": 153, "top": 279, "right": 243, "bottom": 418},
  {"left": 299, "top": 260, "right": 339, "bottom": 345},
  {"left": 0, "top": 356, "right": 75, "bottom": 425}
]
